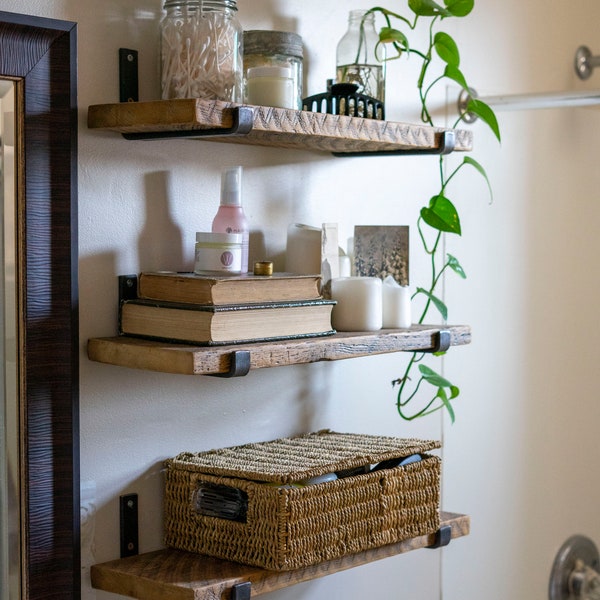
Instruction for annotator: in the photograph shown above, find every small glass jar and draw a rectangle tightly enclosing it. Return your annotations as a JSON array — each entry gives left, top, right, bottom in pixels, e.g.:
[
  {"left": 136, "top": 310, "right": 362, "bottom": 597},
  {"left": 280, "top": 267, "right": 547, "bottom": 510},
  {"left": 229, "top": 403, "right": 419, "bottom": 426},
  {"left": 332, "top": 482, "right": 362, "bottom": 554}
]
[
  {"left": 336, "top": 10, "right": 386, "bottom": 103},
  {"left": 246, "top": 66, "right": 295, "bottom": 109},
  {"left": 243, "top": 30, "right": 303, "bottom": 109},
  {"left": 194, "top": 232, "right": 243, "bottom": 274},
  {"left": 160, "top": 0, "right": 243, "bottom": 102}
]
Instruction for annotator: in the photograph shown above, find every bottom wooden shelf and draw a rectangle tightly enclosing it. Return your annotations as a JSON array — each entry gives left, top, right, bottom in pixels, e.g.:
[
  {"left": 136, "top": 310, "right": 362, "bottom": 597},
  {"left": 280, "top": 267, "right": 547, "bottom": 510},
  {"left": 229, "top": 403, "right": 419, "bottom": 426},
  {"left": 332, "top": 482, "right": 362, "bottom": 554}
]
[{"left": 90, "top": 511, "right": 469, "bottom": 600}]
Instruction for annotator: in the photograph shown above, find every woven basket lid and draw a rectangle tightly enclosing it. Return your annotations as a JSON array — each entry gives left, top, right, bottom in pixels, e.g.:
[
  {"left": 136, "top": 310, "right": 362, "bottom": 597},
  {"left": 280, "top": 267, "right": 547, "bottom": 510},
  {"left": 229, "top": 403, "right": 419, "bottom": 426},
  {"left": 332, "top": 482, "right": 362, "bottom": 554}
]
[{"left": 168, "top": 429, "right": 440, "bottom": 484}]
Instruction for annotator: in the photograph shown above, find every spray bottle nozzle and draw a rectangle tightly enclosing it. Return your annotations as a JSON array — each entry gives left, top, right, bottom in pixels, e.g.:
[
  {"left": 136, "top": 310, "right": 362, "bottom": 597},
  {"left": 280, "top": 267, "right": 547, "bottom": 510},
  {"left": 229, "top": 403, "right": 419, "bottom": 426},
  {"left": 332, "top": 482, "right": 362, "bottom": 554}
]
[{"left": 221, "top": 166, "right": 243, "bottom": 206}]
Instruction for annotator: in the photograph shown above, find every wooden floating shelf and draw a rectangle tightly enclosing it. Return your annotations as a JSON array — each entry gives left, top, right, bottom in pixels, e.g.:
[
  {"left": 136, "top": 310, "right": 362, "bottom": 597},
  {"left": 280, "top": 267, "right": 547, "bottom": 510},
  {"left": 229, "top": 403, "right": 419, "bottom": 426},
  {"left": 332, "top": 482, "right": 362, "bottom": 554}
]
[
  {"left": 87, "top": 98, "right": 473, "bottom": 155},
  {"left": 87, "top": 324, "right": 471, "bottom": 376},
  {"left": 90, "top": 511, "right": 469, "bottom": 600}
]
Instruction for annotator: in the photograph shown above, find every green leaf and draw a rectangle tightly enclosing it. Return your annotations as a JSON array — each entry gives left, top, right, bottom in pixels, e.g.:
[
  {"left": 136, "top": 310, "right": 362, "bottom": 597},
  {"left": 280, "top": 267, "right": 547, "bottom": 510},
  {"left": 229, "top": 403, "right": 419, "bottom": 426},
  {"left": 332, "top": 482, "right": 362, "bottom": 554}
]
[
  {"left": 447, "top": 253, "right": 466, "bottom": 278},
  {"left": 436, "top": 388, "right": 456, "bottom": 423},
  {"left": 409, "top": 0, "right": 452, "bottom": 17},
  {"left": 420, "top": 194, "right": 461, "bottom": 234},
  {"left": 444, "top": 0, "right": 474, "bottom": 17},
  {"left": 415, "top": 288, "right": 448, "bottom": 320},
  {"left": 418, "top": 364, "right": 453, "bottom": 388},
  {"left": 466, "top": 98, "right": 501, "bottom": 142},
  {"left": 379, "top": 27, "right": 409, "bottom": 48},
  {"left": 443, "top": 64, "right": 469, "bottom": 90},
  {"left": 418, "top": 365, "right": 460, "bottom": 422},
  {"left": 434, "top": 32, "right": 460, "bottom": 66},
  {"left": 463, "top": 156, "right": 494, "bottom": 202}
]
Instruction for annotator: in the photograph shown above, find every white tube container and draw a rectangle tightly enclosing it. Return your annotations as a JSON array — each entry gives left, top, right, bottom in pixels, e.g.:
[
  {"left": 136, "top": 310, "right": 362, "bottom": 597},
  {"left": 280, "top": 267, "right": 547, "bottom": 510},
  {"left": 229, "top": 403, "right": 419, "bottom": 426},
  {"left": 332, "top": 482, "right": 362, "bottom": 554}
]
[{"left": 330, "top": 277, "right": 382, "bottom": 331}]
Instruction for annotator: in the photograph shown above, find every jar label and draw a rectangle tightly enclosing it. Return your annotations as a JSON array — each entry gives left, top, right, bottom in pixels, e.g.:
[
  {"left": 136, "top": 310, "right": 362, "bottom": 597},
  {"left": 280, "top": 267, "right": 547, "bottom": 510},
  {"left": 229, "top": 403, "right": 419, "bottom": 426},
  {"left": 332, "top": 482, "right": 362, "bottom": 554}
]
[{"left": 194, "top": 244, "right": 242, "bottom": 274}]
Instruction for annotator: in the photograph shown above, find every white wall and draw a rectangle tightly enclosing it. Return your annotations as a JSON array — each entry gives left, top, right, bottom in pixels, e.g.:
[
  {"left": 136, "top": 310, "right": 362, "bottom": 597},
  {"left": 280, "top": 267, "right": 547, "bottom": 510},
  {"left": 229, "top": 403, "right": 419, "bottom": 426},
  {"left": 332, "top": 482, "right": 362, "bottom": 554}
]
[{"left": 3, "top": 0, "right": 600, "bottom": 598}]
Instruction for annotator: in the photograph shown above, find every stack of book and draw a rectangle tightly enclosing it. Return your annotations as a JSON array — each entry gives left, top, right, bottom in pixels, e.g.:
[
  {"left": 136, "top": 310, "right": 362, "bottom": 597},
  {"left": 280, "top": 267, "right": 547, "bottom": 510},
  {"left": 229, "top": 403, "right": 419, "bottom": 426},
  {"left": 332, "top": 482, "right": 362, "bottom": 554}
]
[{"left": 118, "top": 271, "right": 336, "bottom": 346}]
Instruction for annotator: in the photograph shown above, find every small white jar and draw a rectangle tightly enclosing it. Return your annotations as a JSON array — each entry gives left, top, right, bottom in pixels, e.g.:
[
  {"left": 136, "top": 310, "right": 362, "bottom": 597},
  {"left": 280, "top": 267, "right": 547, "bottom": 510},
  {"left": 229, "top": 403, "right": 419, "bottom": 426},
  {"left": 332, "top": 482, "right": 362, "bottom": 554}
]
[
  {"left": 194, "top": 232, "right": 243, "bottom": 274},
  {"left": 246, "top": 66, "right": 295, "bottom": 109}
]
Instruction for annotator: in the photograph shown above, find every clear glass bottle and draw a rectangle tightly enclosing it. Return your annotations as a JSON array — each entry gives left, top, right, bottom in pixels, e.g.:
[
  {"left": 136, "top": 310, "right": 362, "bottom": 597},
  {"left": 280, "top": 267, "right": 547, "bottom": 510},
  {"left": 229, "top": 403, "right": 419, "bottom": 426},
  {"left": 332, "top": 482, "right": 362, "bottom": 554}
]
[
  {"left": 336, "top": 10, "right": 386, "bottom": 103},
  {"left": 160, "top": 0, "right": 243, "bottom": 102}
]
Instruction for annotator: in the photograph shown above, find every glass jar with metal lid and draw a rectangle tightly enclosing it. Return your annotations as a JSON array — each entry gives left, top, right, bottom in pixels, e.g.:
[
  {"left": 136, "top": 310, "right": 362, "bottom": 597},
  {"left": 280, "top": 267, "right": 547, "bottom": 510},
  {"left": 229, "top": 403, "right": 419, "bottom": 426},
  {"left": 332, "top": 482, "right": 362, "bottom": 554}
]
[
  {"left": 243, "top": 30, "right": 303, "bottom": 109},
  {"left": 160, "top": 0, "right": 243, "bottom": 101}
]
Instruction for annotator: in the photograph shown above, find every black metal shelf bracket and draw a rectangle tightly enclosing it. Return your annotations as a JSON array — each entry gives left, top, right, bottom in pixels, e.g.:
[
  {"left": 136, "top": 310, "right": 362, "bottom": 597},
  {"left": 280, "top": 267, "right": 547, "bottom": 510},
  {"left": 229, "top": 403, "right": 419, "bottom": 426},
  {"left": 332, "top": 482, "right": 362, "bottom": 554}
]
[
  {"left": 118, "top": 274, "right": 139, "bottom": 303},
  {"left": 121, "top": 106, "right": 255, "bottom": 141},
  {"left": 422, "top": 329, "right": 451, "bottom": 354},
  {"left": 231, "top": 581, "right": 252, "bottom": 600},
  {"left": 332, "top": 129, "right": 456, "bottom": 158},
  {"left": 428, "top": 524, "right": 453, "bottom": 549},
  {"left": 210, "top": 350, "right": 252, "bottom": 378}
]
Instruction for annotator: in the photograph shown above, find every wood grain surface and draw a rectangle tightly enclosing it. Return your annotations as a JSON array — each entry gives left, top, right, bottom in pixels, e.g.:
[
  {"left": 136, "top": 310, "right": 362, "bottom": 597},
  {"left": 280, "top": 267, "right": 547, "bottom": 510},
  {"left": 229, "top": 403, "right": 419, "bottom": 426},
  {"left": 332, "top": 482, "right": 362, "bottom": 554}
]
[
  {"left": 90, "top": 512, "right": 469, "bottom": 600},
  {"left": 87, "top": 98, "right": 473, "bottom": 154},
  {"left": 87, "top": 324, "right": 471, "bottom": 375}
]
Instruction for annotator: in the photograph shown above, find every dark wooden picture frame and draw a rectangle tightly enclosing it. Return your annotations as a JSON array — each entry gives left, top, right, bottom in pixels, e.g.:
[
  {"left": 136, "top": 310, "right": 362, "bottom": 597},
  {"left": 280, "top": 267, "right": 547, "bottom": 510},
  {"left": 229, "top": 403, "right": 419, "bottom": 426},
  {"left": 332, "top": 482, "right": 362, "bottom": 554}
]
[{"left": 0, "top": 11, "right": 79, "bottom": 599}]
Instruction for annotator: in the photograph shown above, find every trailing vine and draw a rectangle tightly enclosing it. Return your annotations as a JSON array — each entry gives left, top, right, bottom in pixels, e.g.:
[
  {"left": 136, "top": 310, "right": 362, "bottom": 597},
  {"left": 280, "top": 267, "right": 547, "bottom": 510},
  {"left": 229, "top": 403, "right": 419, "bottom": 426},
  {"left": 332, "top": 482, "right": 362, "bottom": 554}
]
[{"left": 367, "top": 0, "right": 501, "bottom": 421}]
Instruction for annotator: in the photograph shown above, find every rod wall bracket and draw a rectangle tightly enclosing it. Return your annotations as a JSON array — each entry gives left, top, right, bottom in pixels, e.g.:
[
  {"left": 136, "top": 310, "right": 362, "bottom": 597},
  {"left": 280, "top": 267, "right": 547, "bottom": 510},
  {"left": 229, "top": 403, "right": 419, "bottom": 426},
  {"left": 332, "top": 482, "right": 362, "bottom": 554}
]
[{"left": 575, "top": 45, "right": 600, "bottom": 80}]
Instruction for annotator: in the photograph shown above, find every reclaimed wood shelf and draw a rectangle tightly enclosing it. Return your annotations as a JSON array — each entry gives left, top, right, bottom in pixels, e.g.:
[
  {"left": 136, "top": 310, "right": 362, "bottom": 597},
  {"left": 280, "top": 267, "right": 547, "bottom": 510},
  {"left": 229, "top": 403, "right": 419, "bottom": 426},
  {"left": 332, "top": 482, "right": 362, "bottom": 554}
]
[
  {"left": 87, "top": 324, "right": 471, "bottom": 376},
  {"left": 87, "top": 98, "right": 473, "bottom": 155},
  {"left": 90, "top": 511, "right": 469, "bottom": 600}
]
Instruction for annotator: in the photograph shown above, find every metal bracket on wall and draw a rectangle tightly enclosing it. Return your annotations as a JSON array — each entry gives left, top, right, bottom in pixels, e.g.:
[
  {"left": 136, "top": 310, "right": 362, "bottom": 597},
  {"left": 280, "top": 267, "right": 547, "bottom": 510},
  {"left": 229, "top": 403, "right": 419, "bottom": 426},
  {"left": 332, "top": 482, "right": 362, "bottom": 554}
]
[
  {"left": 209, "top": 350, "right": 252, "bottom": 378},
  {"left": 119, "top": 493, "right": 139, "bottom": 558},
  {"left": 118, "top": 274, "right": 139, "bottom": 303},
  {"left": 119, "top": 48, "right": 139, "bottom": 103},
  {"left": 231, "top": 582, "right": 252, "bottom": 600},
  {"left": 422, "top": 329, "right": 452, "bottom": 354},
  {"left": 427, "top": 524, "right": 452, "bottom": 549},
  {"left": 332, "top": 130, "right": 456, "bottom": 158},
  {"left": 122, "top": 106, "right": 255, "bottom": 141}
]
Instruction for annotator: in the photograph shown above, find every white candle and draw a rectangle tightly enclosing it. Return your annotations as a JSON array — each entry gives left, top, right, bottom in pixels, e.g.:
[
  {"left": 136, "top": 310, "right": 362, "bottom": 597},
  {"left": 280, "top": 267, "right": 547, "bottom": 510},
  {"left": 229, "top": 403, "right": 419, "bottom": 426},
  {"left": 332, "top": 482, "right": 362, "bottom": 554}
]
[
  {"left": 338, "top": 255, "right": 351, "bottom": 277},
  {"left": 330, "top": 277, "right": 382, "bottom": 331},
  {"left": 246, "top": 66, "right": 295, "bottom": 109},
  {"left": 382, "top": 277, "right": 412, "bottom": 328}
]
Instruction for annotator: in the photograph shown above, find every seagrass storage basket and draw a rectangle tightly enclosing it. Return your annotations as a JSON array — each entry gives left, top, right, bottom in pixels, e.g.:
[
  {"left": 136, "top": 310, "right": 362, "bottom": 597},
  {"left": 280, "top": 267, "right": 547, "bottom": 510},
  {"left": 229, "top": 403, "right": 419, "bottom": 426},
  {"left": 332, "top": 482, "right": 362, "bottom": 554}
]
[{"left": 164, "top": 430, "right": 441, "bottom": 571}]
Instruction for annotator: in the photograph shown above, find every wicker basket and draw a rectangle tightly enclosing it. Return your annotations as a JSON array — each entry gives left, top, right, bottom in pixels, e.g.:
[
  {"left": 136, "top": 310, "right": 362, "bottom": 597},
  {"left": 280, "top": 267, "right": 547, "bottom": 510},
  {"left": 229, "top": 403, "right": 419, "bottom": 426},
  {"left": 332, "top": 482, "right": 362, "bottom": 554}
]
[{"left": 164, "top": 430, "right": 441, "bottom": 571}]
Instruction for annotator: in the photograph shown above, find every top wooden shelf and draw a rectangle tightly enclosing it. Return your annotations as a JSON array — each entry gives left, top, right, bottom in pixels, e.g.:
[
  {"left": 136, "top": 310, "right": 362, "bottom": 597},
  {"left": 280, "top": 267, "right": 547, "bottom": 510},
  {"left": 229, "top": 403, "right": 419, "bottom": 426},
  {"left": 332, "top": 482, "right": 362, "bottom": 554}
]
[{"left": 87, "top": 98, "right": 473, "bottom": 155}]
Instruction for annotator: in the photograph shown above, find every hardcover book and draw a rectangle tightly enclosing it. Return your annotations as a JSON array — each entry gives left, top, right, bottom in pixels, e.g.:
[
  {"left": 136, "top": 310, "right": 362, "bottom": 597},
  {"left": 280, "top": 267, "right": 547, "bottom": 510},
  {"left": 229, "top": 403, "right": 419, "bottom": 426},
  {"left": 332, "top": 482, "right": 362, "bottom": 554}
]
[
  {"left": 137, "top": 271, "right": 322, "bottom": 306},
  {"left": 119, "top": 298, "right": 336, "bottom": 346}
]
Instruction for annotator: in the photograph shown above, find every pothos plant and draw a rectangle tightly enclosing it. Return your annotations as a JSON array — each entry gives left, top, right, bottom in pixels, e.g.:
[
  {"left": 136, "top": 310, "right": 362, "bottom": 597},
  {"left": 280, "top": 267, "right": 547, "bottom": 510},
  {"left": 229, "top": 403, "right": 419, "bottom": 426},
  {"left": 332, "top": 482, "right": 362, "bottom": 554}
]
[{"left": 366, "top": 0, "right": 501, "bottom": 422}]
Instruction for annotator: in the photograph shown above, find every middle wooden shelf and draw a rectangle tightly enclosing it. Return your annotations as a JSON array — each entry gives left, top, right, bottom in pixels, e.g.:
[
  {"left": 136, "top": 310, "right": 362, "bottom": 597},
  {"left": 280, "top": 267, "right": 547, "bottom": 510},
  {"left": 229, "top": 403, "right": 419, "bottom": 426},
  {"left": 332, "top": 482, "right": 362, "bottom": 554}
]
[{"left": 87, "top": 324, "right": 471, "bottom": 376}]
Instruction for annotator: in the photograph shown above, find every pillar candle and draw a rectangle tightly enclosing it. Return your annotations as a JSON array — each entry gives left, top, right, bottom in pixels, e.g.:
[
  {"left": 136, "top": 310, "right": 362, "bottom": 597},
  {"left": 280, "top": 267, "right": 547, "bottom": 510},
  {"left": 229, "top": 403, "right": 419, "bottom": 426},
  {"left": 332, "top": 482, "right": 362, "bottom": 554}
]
[
  {"left": 382, "top": 277, "right": 412, "bottom": 328},
  {"left": 338, "top": 255, "right": 351, "bottom": 277},
  {"left": 330, "top": 277, "right": 382, "bottom": 331}
]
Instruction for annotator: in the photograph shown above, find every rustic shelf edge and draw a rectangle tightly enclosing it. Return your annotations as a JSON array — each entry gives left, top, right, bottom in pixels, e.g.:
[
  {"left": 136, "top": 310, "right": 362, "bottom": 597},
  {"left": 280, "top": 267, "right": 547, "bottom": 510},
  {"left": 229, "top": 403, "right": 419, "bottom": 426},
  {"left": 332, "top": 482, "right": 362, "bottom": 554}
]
[
  {"left": 90, "top": 511, "right": 469, "bottom": 600},
  {"left": 86, "top": 324, "right": 471, "bottom": 376},
  {"left": 86, "top": 98, "right": 473, "bottom": 154}
]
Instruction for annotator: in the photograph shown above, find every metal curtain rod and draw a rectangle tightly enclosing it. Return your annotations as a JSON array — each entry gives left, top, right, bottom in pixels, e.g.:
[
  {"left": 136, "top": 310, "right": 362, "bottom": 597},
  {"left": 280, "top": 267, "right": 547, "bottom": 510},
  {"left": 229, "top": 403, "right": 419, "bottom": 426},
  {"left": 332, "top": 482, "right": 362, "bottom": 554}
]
[{"left": 458, "top": 45, "right": 600, "bottom": 121}]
